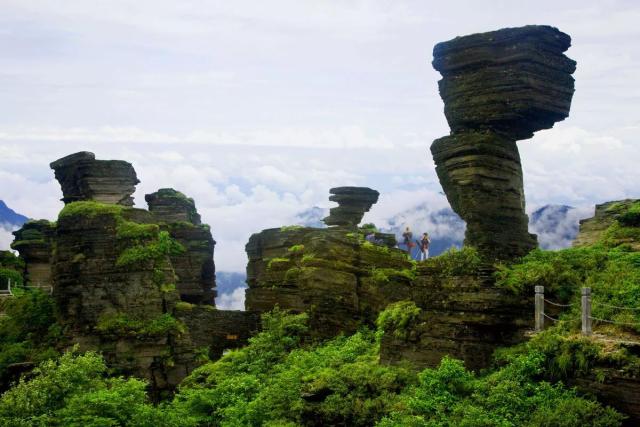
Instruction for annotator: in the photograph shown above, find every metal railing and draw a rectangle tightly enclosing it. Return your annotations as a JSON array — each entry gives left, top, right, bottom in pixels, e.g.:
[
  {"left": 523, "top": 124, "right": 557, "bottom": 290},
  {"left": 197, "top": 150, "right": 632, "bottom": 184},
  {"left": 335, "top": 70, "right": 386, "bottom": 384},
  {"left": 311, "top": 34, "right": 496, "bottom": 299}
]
[{"left": 535, "top": 286, "right": 640, "bottom": 335}]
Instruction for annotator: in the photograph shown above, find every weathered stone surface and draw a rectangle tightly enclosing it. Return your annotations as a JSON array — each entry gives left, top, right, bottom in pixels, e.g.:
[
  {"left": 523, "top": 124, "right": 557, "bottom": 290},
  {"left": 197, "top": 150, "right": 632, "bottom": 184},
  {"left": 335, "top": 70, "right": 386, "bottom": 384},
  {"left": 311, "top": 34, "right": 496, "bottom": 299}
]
[
  {"left": 52, "top": 207, "right": 196, "bottom": 393},
  {"left": 323, "top": 187, "right": 380, "bottom": 227},
  {"left": 379, "top": 269, "right": 530, "bottom": 370},
  {"left": 431, "top": 132, "right": 536, "bottom": 259},
  {"left": 245, "top": 225, "right": 408, "bottom": 338},
  {"left": 11, "top": 220, "right": 55, "bottom": 288},
  {"left": 147, "top": 188, "right": 216, "bottom": 305},
  {"left": 7, "top": 152, "right": 256, "bottom": 395},
  {"left": 50, "top": 151, "right": 140, "bottom": 206},
  {"left": 573, "top": 199, "right": 639, "bottom": 247},
  {"left": 431, "top": 25, "right": 575, "bottom": 260},
  {"left": 571, "top": 371, "right": 640, "bottom": 427},
  {"left": 433, "top": 25, "right": 576, "bottom": 140},
  {"left": 146, "top": 188, "right": 201, "bottom": 225},
  {"left": 177, "top": 306, "right": 259, "bottom": 360}
]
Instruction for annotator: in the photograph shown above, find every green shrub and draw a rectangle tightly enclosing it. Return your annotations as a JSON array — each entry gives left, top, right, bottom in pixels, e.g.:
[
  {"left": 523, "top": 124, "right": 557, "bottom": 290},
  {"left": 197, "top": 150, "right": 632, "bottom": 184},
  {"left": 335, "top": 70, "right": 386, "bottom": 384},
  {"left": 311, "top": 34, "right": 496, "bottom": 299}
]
[
  {"left": 376, "top": 301, "right": 421, "bottom": 339},
  {"left": 287, "top": 244, "right": 305, "bottom": 254},
  {"left": 423, "top": 246, "right": 482, "bottom": 275},
  {"left": 0, "top": 350, "right": 185, "bottom": 426},
  {"left": 0, "top": 290, "right": 60, "bottom": 384},
  {"left": 280, "top": 225, "right": 303, "bottom": 232},
  {"left": 378, "top": 354, "right": 624, "bottom": 427},
  {"left": 58, "top": 201, "right": 124, "bottom": 219},
  {"left": 116, "top": 220, "right": 160, "bottom": 240},
  {"left": 96, "top": 312, "right": 185, "bottom": 338},
  {"left": 117, "top": 231, "right": 185, "bottom": 267}
]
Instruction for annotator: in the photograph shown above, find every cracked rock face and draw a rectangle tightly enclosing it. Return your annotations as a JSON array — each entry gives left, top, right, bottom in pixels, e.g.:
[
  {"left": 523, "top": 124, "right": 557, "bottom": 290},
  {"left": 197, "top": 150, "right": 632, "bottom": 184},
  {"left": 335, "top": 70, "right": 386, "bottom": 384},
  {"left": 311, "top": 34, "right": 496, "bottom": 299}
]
[
  {"left": 430, "top": 25, "right": 576, "bottom": 260},
  {"left": 323, "top": 187, "right": 380, "bottom": 228},
  {"left": 50, "top": 151, "right": 140, "bottom": 206}
]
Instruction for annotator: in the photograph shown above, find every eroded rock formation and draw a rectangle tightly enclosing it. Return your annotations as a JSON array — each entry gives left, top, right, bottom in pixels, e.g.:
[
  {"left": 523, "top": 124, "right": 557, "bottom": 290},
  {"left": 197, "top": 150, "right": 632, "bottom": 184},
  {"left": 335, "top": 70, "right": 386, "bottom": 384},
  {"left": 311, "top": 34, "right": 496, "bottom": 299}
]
[
  {"left": 50, "top": 151, "right": 140, "bottom": 206},
  {"left": 11, "top": 152, "right": 258, "bottom": 394},
  {"left": 146, "top": 189, "right": 216, "bottom": 305},
  {"left": 11, "top": 220, "right": 55, "bottom": 288},
  {"left": 323, "top": 186, "right": 379, "bottom": 228},
  {"left": 431, "top": 25, "right": 576, "bottom": 259}
]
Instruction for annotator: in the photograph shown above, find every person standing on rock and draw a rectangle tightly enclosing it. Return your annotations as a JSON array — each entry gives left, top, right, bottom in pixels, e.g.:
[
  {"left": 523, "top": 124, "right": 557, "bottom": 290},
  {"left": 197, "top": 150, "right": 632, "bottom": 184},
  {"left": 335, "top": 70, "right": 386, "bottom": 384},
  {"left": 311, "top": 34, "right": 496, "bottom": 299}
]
[
  {"left": 419, "top": 232, "right": 431, "bottom": 261},
  {"left": 402, "top": 227, "right": 414, "bottom": 254}
]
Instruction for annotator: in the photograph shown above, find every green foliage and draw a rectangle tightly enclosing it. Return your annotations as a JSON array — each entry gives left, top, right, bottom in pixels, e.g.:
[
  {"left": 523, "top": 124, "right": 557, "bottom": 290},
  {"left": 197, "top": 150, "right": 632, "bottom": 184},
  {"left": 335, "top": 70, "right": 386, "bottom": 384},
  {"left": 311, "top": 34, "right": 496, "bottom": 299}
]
[
  {"left": 175, "top": 301, "right": 194, "bottom": 311},
  {"left": 287, "top": 244, "right": 305, "bottom": 254},
  {"left": 495, "top": 246, "right": 640, "bottom": 333},
  {"left": 117, "top": 231, "right": 185, "bottom": 267},
  {"left": 58, "top": 201, "right": 124, "bottom": 219},
  {"left": 617, "top": 201, "right": 640, "bottom": 227},
  {"left": 116, "top": 220, "right": 160, "bottom": 240},
  {"left": 0, "top": 290, "right": 60, "bottom": 385},
  {"left": 423, "top": 246, "right": 482, "bottom": 276},
  {"left": 0, "top": 350, "right": 184, "bottom": 426},
  {"left": 172, "top": 308, "right": 413, "bottom": 426},
  {"left": 96, "top": 312, "right": 185, "bottom": 338},
  {"left": 378, "top": 354, "right": 623, "bottom": 427},
  {"left": 267, "top": 257, "right": 291, "bottom": 270},
  {"left": 376, "top": 301, "right": 421, "bottom": 339},
  {"left": 0, "top": 268, "right": 23, "bottom": 288},
  {"left": 280, "top": 225, "right": 303, "bottom": 232},
  {"left": 494, "top": 327, "right": 640, "bottom": 380},
  {"left": 360, "top": 223, "right": 378, "bottom": 233},
  {"left": 0, "top": 251, "right": 24, "bottom": 270}
]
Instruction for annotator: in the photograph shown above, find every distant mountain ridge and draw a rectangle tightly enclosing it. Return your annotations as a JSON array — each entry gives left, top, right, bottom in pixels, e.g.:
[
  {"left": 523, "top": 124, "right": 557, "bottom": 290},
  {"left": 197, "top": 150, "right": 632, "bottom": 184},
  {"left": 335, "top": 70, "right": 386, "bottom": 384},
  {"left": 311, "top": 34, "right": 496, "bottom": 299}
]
[
  {"left": 293, "top": 203, "right": 589, "bottom": 256},
  {"left": 0, "top": 200, "right": 28, "bottom": 228}
]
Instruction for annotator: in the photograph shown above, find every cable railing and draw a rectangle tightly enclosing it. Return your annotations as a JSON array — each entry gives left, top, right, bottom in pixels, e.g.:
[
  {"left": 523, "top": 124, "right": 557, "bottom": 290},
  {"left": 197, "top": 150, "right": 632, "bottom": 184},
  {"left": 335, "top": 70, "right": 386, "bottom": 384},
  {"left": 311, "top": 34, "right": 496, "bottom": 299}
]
[{"left": 534, "top": 286, "right": 640, "bottom": 335}]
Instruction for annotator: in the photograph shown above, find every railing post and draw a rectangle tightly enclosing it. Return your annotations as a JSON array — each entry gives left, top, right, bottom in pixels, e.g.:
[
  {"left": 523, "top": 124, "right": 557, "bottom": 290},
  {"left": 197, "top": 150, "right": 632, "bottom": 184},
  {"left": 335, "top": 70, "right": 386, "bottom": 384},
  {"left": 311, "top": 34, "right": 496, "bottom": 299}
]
[
  {"left": 582, "top": 287, "right": 592, "bottom": 336},
  {"left": 535, "top": 285, "right": 544, "bottom": 332}
]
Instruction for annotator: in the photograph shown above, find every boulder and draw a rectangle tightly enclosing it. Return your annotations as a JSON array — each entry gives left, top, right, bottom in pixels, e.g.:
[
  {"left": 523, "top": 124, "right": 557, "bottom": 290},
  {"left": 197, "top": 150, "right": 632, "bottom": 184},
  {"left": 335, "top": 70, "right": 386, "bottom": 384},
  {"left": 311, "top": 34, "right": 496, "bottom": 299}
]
[
  {"left": 323, "top": 186, "right": 380, "bottom": 227},
  {"left": 50, "top": 151, "right": 140, "bottom": 206}
]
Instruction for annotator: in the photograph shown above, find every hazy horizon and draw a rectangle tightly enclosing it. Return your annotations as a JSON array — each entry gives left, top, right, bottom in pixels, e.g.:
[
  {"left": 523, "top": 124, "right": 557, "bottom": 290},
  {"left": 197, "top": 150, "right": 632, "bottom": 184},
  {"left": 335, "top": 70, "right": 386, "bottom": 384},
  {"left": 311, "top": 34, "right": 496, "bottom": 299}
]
[{"left": 1, "top": 0, "right": 639, "bottom": 272}]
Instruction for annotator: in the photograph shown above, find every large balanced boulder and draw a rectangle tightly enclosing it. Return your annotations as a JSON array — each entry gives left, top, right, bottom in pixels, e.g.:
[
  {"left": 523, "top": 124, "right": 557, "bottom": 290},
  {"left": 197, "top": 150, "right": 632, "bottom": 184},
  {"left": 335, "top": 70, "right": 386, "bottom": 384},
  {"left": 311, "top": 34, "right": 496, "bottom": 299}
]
[
  {"left": 50, "top": 152, "right": 140, "bottom": 206},
  {"left": 323, "top": 186, "right": 380, "bottom": 228},
  {"left": 430, "top": 25, "right": 576, "bottom": 260}
]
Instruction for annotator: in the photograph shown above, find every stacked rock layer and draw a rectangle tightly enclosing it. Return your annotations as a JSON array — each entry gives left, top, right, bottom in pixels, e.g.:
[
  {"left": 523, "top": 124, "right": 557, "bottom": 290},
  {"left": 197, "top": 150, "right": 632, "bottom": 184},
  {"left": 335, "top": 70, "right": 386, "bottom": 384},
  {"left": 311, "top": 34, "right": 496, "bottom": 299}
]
[
  {"left": 323, "top": 186, "right": 379, "bottom": 227},
  {"left": 431, "top": 25, "right": 576, "bottom": 259},
  {"left": 146, "top": 188, "right": 216, "bottom": 304},
  {"left": 11, "top": 152, "right": 258, "bottom": 394},
  {"left": 50, "top": 151, "right": 140, "bottom": 206}
]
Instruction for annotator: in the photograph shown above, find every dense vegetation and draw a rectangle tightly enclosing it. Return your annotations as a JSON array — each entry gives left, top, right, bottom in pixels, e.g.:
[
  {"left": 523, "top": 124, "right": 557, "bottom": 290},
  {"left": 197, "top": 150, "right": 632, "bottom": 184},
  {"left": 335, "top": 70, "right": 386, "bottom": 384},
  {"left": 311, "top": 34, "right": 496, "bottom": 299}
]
[
  {"left": 1, "top": 201, "right": 637, "bottom": 425},
  {"left": 0, "top": 307, "right": 624, "bottom": 426}
]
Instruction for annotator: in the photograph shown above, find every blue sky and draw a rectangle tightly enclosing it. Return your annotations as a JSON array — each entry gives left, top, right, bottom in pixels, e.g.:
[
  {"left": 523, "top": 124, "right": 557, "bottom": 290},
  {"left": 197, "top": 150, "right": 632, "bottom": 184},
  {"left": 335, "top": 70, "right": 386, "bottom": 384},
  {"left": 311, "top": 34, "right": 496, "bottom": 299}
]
[{"left": 0, "top": 0, "right": 639, "bottom": 271}]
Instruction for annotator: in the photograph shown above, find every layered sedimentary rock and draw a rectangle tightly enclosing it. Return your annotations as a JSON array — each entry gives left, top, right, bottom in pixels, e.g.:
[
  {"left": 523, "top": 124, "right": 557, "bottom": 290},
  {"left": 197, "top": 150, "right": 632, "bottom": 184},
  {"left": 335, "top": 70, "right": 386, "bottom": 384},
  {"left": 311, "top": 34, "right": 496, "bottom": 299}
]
[
  {"left": 147, "top": 189, "right": 216, "bottom": 304},
  {"left": 323, "top": 187, "right": 379, "bottom": 227},
  {"left": 379, "top": 264, "right": 529, "bottom": 370},
  {"left": 146, "top": 188, "right": 202, "bottom": 225},
  {"left": 431, "top": 26, "right": 576, "bottom": 259},
  {"left": 53, "top": 206, "right": 196, "bottom": 392},
  {"left": 245, "top": 226, "right": 407, "bottom": 337},
  {"left": 573, "top": 199, "right": 640, "bottom": 248},
  {"left": 50, "top": 151, "right": 140, "bottom": 206},
  {"left": 7, "top": 152, "right": 258, "bottom": 394},
  {"left": 11, "top": 220, "right": 55, "bottom": 288}
]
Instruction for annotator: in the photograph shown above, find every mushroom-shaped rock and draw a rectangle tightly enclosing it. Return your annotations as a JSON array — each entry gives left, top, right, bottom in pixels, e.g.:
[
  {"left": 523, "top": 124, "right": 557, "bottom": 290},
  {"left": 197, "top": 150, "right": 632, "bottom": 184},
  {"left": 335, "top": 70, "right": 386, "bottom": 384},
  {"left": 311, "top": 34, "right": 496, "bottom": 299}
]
[
  {"left": 145, "top": 188, "right": 201, "bottom": 225},
  {"left": 50, "top": 151, "right": 140, "bottom": 206},
  {"left": 323, "top": 187, "right": 379, "bottom": 227},
  {"left": 430, "top": 25, "right": 576, "bottom": 260}
]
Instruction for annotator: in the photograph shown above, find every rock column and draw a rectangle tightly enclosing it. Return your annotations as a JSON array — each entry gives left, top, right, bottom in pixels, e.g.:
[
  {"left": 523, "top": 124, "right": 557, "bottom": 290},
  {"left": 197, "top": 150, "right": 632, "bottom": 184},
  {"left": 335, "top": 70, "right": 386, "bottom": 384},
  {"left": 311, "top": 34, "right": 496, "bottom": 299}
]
[{"left": 430, "top": 25, "right": 576, "bottom": 259}]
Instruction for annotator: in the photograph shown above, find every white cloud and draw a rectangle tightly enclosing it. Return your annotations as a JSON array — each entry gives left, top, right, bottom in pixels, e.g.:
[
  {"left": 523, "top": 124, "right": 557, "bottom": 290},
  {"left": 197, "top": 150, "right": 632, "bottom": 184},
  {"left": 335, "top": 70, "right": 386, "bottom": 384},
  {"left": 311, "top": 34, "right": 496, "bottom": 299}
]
[
  {"left": 215, "top": 287, "right": 246, "bottom": 311},
  {"left": 0, "top": 225, "right": 18, "bottom": 252}
]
